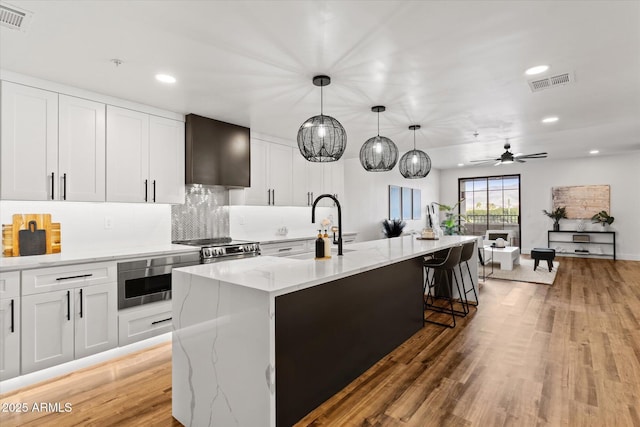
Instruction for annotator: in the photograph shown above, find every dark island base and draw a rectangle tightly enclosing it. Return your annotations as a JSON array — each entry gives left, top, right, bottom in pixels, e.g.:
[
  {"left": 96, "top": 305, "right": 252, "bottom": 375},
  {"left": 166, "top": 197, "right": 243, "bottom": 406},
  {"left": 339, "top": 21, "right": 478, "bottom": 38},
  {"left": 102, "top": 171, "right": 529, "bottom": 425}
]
[{"left": 275, "top": 257, "right": 424, "bottom": 427}]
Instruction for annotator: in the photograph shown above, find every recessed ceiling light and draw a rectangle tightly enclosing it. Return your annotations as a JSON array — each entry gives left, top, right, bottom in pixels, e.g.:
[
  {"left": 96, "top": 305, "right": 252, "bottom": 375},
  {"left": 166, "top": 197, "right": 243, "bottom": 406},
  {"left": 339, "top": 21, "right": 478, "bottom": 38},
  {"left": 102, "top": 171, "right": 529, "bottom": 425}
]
[
  {"left": 155, "top": 74, "right": 176, "bottom": 84},
  {"left": 542, "top": 116, "right": 559, "bottom": 123},
  {"left": 457, "top": 163, "right": 464, "bottom": 167},
  {"left": 589, "top": 150, "right": 599, "bottom": 154},
  {"left": 525, "top": 65, "right": 550, "bottom": 75}
]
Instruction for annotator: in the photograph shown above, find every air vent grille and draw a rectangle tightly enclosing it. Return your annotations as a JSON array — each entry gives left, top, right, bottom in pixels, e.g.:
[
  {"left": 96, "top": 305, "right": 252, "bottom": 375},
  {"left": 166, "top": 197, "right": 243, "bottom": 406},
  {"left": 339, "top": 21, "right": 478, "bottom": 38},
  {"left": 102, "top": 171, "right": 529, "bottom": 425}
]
[
  {"left": 528, "top": 72, "right": 573, "bottom": 92},
  {"left": 0, "top": 3, "right": 31, "bottom": 31}
]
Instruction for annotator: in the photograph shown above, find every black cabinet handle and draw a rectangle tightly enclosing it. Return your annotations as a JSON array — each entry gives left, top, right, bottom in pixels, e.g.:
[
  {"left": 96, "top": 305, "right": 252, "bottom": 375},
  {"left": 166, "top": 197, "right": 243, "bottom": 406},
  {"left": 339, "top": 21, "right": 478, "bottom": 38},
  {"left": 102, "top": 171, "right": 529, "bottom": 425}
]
[
  {"left": 66, "top": 290, "right": 71, "bottom": 321},
  {"left": 63, "top": 173, "right": 67, "bottom": 200},
  {"left": 278, "top": 247, "right": 292, "bottom": 252},
  {"left": 151, "top": 317, "right": 172, "bottom": 325},
  {"left": 153, "top": 180, "right": 156, "bottom": 203},
  {"left": 79, "top": 288, "right": 83, "bottom": 318},
  {"left": 144, "top": 179, "right": 148, "bottom": 202},
  {"left": 267, "top": 189, "right": 271, "bottom": 205},
  {"left": 51, "top": 172, "right": 55, "bottom": 200},
  {"left": 56, "top": 273, "right": 93, "bottom": 281},
  {"left": 10, "top": 299, "right": 14, "bottom": 333},
  {"left": 272, "top": 189, "right": 275, "bottom": 205}
]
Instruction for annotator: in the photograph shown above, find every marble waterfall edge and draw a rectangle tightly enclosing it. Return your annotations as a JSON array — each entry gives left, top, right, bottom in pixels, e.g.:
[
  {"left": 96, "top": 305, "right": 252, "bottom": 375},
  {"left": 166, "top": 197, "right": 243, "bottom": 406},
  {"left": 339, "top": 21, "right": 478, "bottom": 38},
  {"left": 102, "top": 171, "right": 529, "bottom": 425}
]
[{"left": 172, "top": 269, "right": 272, "bottom": 426}]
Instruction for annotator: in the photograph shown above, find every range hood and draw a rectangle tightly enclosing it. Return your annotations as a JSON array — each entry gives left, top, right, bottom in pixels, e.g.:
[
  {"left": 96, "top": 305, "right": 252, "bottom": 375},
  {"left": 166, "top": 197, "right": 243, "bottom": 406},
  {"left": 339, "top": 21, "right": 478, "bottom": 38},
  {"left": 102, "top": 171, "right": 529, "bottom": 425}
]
[{"left": 185, "top": 114, "right": 250, "bottom": 188}]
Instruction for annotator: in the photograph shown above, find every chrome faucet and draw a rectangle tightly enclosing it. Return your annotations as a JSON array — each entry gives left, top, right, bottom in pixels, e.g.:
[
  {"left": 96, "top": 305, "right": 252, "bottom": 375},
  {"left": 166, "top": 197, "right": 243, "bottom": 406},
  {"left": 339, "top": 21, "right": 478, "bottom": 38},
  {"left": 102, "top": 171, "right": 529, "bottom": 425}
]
[{"left": 311, "top": 194, "right": 343, "bottom": 256}]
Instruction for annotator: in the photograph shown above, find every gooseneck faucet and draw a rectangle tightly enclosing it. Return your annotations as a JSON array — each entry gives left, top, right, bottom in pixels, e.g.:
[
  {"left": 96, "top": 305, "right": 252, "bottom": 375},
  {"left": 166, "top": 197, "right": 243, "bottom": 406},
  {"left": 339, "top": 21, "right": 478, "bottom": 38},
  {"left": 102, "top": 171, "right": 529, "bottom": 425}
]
[{"left": 311, "top": 194, "right": 343, "bottom": 256}]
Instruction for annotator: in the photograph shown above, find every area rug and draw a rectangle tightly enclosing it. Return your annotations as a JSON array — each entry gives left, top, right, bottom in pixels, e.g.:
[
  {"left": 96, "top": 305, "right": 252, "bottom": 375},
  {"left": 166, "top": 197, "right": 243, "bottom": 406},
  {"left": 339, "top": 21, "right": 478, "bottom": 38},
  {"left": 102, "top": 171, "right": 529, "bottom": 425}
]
[{"left": 484, "top": 257, "right": 560, "bottom": 285}]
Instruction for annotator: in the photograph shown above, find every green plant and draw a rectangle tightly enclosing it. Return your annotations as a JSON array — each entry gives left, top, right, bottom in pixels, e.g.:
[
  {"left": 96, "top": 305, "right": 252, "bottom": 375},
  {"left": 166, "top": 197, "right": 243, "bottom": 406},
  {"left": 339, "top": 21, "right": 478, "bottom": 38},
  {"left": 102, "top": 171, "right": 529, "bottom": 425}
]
[
  {"left": 382, "top": 219, "right": 406, "bottom": 238},
  {"left": 591, "top": 210, "right": 614, "bottom": 227},
  {"left": 542, "top": 206, "right": 567, "bottom": 222},
  {"left": 433, "top": 199, "right": 466, "bottom": 235}
]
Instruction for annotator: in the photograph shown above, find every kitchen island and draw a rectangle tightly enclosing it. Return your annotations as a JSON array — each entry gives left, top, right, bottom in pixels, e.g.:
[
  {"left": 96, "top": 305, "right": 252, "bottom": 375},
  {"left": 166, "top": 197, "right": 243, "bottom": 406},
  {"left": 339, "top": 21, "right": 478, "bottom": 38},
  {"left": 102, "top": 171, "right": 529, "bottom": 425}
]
[{"left": 172, "top": 235, "right": 478, "bottom": 427}]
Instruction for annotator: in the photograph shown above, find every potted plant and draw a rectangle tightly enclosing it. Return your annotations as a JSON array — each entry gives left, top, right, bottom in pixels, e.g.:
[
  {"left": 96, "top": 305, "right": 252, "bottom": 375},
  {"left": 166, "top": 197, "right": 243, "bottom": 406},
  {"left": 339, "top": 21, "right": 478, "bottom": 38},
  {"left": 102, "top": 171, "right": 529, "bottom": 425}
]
[
  {"left": 591, "top": 210, "right": 614, "bottom": 228},
  {"left": 433, "top": 199, "right": 466, "bottom": 235},
  {"left": 543, "top": 206, "right": 567, "bottom": 231},
  {"left": 382, "top": 219, "right": 406, "bottom": 238}
]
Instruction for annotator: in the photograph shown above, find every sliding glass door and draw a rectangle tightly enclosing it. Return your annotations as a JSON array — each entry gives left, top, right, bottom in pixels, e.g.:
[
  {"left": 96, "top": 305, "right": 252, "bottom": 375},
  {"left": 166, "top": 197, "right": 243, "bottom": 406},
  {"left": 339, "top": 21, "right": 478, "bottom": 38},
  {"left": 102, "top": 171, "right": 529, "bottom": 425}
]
[{"left": 458, "top": 175, "right": 521, "bottom": 247}]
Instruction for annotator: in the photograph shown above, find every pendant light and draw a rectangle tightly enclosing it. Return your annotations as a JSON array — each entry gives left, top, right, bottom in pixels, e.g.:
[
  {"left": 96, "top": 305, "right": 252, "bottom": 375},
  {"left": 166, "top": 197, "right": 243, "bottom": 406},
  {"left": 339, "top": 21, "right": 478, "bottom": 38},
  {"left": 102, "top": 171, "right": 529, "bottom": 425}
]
[
  {"left": 399, "top": 125, "right": 431, "bottom": 179},
  {"left": 359, "top": 106, "right": 399, "bottom": 172},
  {"left": 297, "top": 75, "right": 346, "bottom": 162}
]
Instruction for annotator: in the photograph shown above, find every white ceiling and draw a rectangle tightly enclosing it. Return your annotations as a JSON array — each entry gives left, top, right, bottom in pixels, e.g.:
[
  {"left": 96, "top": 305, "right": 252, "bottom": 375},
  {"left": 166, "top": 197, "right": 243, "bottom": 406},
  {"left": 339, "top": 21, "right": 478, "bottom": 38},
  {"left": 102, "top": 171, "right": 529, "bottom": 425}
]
[{"left": 1, "top": 0, "right": 639, "bottom": 169}]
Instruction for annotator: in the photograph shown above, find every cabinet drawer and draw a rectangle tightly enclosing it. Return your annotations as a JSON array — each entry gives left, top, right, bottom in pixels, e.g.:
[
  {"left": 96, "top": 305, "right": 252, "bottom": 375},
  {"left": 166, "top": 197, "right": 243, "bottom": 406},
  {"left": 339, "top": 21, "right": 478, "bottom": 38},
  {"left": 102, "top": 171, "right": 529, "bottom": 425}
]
[
  {"left": 0, "top": 271, "right": 20, "bottom": 299},
  {"left": 118, "top": 301, "right": 173, "bottom": 346},
  {"left": 22, "top": 262, "right": 116, "bottom": 295},
  {"left": 260, "top": 240, "right": 308, "bottom": 256}
]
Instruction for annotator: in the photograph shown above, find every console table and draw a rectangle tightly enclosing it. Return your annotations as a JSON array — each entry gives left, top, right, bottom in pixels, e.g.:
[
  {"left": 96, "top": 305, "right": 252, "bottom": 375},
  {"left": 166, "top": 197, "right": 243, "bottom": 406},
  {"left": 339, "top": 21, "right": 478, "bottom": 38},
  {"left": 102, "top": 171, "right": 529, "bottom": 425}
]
[{"left": 547, "top": 230, "right": 616, "bottom": 260}]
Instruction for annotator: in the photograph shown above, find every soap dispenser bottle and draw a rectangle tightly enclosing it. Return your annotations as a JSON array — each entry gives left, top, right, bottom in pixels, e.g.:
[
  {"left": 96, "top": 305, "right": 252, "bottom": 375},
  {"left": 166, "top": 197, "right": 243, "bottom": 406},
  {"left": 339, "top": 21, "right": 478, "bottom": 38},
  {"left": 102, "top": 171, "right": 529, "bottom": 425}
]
[
  {"left": 315, "top": 230, "right": 325, "bottom": 259},
  {"left": 323, "top": 229, "right": 331, "bottom": 259}
]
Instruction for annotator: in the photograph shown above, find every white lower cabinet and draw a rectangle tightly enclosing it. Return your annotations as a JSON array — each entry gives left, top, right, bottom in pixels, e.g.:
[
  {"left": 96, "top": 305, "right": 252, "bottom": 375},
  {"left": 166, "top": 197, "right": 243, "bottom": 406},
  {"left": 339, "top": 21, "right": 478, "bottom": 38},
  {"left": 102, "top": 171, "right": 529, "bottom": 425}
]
[
  {"left": 118, "top": 301, "right": 173, "bottom": 346},
  {"left": 1, "top": 271, "right": 21, "bottom": 380},
  {"left": 21, "top": 263, "right": 118, "bottom": 374},
  {"left": 22, "top": 290, "right": 75, "bottom": 373},
  {"left": 0, "top": 296, "right": 20, "bottom": 380},
  {"left": 74, "top": 283, "right": 118, "bottom": 359}
]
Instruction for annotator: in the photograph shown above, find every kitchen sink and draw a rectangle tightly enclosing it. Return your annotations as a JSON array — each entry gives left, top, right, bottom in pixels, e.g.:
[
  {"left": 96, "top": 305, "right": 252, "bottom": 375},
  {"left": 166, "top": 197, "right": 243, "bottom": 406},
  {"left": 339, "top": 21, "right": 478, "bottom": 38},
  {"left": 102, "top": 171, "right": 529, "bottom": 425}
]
[{"left": 286, "top": 248, "right": 355, "bottom": 260}]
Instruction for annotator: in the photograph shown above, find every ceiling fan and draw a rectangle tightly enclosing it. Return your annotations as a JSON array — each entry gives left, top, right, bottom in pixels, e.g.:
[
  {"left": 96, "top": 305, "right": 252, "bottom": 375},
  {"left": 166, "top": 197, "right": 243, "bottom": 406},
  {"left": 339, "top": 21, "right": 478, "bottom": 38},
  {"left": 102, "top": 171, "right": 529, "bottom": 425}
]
[{"left": 470, "top": 139, "right": 547, "bottom": 166}]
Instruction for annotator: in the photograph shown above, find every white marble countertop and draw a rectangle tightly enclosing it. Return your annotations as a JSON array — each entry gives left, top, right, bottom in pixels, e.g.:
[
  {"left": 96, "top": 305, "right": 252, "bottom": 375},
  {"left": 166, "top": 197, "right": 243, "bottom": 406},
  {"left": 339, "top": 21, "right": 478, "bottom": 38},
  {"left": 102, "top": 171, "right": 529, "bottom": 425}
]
[
  {"left": 237, "top": 231, "right": 357, "bottom": 245},
  {"left": 176, "top": 235, "right": 476, "bottom": 297},
  {"left": 0, "top": 244, "right": 200, "bottom": 272}
]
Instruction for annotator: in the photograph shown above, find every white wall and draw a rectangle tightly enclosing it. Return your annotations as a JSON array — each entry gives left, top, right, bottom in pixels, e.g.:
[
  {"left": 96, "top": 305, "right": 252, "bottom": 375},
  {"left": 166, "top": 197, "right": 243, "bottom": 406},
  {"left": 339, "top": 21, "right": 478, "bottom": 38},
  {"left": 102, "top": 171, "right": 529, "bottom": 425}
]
[
  {"left": 229, "top": 205, "right": 338, "bottom": 241},
  {"left": 342, "top": 157, "right": 441, "bottom": 242},
  {"left": 439, "top": 152, "right": 640, "bottom": 260},
  {"left": 0, "top": 201, "right": 171, "bottom": 253}
]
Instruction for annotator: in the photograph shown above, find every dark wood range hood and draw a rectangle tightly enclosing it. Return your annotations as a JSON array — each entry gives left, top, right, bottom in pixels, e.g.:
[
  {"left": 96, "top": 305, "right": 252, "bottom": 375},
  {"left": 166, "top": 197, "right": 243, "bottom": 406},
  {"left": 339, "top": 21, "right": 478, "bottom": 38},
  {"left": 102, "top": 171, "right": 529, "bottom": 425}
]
[{"left": 185, "top": 114, "right": 250, "bottom": 188}]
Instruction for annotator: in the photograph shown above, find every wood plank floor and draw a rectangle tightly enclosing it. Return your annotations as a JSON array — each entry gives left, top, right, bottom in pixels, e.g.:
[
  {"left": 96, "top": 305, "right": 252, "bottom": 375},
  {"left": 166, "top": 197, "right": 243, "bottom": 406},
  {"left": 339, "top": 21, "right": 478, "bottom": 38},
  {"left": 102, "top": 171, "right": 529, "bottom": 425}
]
[{"left": 1, "top": 257, "right": 639, "bottom": 426}]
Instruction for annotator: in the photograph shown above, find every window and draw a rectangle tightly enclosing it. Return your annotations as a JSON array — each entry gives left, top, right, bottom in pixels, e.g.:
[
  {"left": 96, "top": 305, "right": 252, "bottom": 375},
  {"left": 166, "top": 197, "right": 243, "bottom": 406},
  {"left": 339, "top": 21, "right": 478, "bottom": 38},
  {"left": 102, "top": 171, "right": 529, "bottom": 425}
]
[{"left": 458, "top": 175, "right": 521, "bottom": 247}]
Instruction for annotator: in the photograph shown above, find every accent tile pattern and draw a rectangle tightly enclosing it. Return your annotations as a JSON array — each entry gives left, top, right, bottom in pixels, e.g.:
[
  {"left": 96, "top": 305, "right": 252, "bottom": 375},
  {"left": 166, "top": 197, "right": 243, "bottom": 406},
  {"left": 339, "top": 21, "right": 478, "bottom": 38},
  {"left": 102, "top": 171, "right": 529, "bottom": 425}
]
[{"left": 171, "top": 185, "right": 229, "bottom": 241}]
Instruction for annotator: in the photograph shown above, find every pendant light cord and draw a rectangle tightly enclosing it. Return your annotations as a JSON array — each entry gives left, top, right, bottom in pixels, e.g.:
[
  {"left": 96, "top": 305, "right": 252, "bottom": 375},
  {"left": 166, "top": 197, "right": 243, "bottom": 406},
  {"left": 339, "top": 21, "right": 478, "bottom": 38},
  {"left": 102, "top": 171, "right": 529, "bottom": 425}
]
[
  {"left": 413, "top": 128, "right": 416, "bottom": 150},
  {"left": 320, "top": 85, "right": 324, "bottom": 116},
  {"left": 377, "top": 111, "right": 380, "bottom": 136}
]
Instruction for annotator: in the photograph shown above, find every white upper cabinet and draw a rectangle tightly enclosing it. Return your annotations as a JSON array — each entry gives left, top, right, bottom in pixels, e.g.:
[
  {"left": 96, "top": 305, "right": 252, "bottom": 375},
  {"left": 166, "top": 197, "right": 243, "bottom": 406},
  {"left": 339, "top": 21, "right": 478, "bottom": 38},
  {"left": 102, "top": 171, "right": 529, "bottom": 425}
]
[
  {"left": 268, "top": 142, "right": 293, "bottom": 206},
  {"left": 106, "top": 106, "right": 150, "bottom": 203},
  {"left": 106, "top": 106, "right": 184, "bottom": 204},
  {"left": 58, "top": 95, "right": 106, "bottom": 202},
  {"left": 1, "top": 77, "right": 184, "bottom": 204},
  {"left": 322, "top": 160, "right": 345, "bottom": 201},
  {"left": 1, "top": 81, "right": 58, "bottom": 200},
  {"left": 242, "top": 138, "right": 269, "bottom": 205},
  {"left": 292, "top": 155, "right": 324, "bottom": 207},
  {"left": 149, "top": 115, "right": 185, "bottom": 203},
  {"left": 235, "top": 139, "right": 293, "bottom": 206}
]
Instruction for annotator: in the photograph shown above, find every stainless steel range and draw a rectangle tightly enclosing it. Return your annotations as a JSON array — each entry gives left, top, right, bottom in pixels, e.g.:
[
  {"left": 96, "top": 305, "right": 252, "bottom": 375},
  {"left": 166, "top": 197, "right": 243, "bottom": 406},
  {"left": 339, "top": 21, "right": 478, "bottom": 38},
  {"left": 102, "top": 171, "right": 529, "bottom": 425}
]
[
  {"left": 172, "top": 237, "right": 261, "bottom": 263},
  {"left": 117, "top": 238, "right": 260, "bottom": 310}
]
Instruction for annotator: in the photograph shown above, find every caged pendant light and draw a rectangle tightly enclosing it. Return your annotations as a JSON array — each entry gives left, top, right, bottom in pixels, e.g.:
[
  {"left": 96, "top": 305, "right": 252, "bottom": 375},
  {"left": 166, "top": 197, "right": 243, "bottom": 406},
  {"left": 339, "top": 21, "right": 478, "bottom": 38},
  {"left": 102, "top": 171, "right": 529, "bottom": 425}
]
[
  {"left": 359, "top": 106, "right": 399, "bottom": 172},
  {"left": 297, "top": 75, "right": 347, "bottom": 162},
  {"left": 399, "top": 125, "right": 431, "bottom": 179}
]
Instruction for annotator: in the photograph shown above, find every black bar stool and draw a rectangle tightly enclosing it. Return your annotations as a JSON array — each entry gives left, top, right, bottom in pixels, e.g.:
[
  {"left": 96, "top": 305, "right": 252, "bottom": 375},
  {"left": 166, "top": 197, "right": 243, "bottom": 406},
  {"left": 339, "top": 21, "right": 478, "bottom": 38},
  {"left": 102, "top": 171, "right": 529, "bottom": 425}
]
[
  {"left": 423, "top": 245, "right": 464, "bottom": 328},
  {"left": 457, "top": 241, "right": 478, "bottom": 309}
]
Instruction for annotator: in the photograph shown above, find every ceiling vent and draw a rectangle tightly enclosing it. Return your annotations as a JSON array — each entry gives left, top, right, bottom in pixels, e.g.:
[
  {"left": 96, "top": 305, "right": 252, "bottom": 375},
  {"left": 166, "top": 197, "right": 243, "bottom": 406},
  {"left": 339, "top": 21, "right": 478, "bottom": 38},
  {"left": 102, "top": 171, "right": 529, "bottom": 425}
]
[
  {"left": 0, "top": 2, "right": 32, "bottom": 31},
  {"left": 528, "top": 72, "right": 573, "bottom": 93}
]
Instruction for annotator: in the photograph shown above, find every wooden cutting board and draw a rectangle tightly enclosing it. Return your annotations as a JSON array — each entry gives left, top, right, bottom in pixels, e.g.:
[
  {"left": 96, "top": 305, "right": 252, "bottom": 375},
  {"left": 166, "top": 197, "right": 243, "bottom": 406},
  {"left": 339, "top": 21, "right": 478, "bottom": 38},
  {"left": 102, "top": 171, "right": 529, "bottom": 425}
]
[{"left": 2, "top": 214, "right": 61, "bottom": 257}]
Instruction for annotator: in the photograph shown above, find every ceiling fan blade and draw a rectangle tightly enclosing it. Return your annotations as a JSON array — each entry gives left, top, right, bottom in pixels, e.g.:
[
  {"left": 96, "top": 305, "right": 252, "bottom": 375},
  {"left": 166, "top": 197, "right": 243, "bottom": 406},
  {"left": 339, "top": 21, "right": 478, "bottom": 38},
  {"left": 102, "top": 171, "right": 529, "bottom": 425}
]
[
  {"left": 470, "top": 158, "right": 499, "bottom": 163},
  {"left": 515, "top": 158, "right": 526, "bottom": 163},
  {"left": 494, "top": 161, "right": 502, "bottom": 166},
  {"left": 518, "top": 152, "right": 548, "bottom": 158}
]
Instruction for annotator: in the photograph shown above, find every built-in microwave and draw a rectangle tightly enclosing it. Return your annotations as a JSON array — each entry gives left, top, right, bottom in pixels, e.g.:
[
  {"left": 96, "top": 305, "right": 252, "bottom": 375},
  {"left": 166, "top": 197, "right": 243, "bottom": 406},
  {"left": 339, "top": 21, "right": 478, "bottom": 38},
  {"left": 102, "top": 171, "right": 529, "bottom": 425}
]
[{"left": 117, "top": 253, "right": 200, "bottom": 310}]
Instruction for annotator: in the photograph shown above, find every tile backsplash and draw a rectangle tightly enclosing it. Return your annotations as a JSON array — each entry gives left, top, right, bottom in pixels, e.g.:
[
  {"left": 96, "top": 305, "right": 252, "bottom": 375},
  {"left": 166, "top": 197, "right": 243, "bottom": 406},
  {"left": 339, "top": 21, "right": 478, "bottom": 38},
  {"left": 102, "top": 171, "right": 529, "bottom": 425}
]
[{"left": 171, "top": 185, "right": 229, "bottom": 241}]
